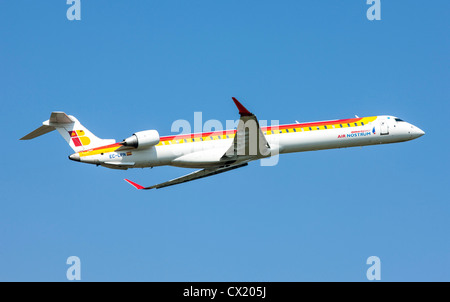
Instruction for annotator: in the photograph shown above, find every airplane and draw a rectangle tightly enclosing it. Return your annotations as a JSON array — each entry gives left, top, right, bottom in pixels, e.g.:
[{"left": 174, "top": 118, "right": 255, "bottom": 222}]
[{"left": 20, "top": 98, "right": 425, "bottom": 190}]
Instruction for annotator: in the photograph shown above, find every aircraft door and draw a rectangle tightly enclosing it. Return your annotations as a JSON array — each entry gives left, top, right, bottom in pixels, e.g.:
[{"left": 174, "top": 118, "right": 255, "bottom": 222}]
[{"left": 380, "top": 120, "right": 389, "bottom": 135}]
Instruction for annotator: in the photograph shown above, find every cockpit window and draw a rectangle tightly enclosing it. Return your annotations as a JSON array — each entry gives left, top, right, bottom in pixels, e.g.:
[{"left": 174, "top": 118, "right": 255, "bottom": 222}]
[{"left": 395, "top": 118, "right": 404, "bottom": 122}]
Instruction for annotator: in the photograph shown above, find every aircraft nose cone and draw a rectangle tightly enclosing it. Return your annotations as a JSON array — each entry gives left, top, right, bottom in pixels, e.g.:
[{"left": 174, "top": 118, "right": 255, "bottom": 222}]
[
  {"left": 411, "top": 126, "right": 425, "bottom": 139},
  {"left": 69, "top": 153, "right": 80, "bottom": 162}
]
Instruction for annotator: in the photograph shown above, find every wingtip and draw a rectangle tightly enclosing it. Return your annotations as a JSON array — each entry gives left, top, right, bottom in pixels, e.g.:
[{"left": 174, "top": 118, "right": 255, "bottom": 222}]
[
  {"left": 124, "top": 178, "right": 145, "bottom": 190},
  {"left": 232, "top": 97, "right": 252, "bottom": 116}
]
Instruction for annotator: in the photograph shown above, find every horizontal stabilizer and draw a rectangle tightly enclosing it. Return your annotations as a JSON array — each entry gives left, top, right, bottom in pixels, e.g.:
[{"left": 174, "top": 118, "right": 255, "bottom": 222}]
[
  {"left": 20, "top": 125, "right": 55, "bottom": 140},
  {"left": 49, "top": 112, "right": 74, "bottom": 124},
  {"left": 20, "top": 111, "right": 115, "bottom": 152},
  {"left": 20, "top": 111, "right": 74, "bottom": 140}
]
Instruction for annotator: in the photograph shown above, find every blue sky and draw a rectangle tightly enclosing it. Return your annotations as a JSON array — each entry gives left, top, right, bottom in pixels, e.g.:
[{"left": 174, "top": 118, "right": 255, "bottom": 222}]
[{"left": 1, "top": 1, "right": 449, "bottom": 281}]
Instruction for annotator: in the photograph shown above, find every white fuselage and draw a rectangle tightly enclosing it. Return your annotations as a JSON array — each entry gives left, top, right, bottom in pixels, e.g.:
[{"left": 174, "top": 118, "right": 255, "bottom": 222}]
[{"left": 76, "top": 115, "right": 425, "bottom": 169}]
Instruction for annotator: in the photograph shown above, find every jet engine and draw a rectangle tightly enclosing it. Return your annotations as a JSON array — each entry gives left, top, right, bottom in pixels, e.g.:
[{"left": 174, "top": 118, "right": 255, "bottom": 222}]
[{"left": 122, "top": 130, "right": 160, "bottom": 149}]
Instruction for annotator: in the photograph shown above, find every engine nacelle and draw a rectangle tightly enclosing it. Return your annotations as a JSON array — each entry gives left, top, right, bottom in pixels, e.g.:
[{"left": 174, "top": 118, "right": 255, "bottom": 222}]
[{"left": 122, "top": 130, "right": 160, "bottom": 149}]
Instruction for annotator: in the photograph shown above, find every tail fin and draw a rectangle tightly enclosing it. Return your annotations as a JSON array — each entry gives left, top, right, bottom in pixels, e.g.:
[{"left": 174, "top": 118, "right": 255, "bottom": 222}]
[{"left": 20, "top": 112, "right": 115, "bottom": 152}]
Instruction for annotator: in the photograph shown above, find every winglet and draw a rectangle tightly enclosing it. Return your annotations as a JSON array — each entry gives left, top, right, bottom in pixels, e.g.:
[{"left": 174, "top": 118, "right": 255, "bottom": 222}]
[
  {"left": 124, "top": 179, "right": 145, "bottom": 190},
  {"left": 232, "top": 97, "right": 253, "bottom": 116}
]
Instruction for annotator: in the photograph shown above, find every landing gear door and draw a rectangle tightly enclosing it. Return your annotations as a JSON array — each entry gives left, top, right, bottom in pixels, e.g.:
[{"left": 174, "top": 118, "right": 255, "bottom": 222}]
[{"left": 380, "top": 120, "right": 389, "bottom": 135}]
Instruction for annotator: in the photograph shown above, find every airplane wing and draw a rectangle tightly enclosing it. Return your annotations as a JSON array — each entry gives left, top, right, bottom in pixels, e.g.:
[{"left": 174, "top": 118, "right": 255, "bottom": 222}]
[
  {"left": 124, "top": 162, "right": 248, "bottom": 190},
  {"left": 221, "top": 97, "right": 271, "bottom": 161}
]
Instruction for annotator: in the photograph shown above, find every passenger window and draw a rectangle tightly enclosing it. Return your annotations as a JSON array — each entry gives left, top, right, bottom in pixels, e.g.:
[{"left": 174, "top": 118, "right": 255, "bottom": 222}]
[
  {"left": 309, "top": 127, "right": 312, "bottom": 131},
  {"left": 361, "top": 122, "right": 365, "bottom": 126}
]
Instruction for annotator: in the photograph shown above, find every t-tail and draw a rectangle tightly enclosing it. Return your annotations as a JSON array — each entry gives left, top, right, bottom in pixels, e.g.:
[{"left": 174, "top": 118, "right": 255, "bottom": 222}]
[{"left": 20, "top": 112, "right": 115, "bottom": 152}]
